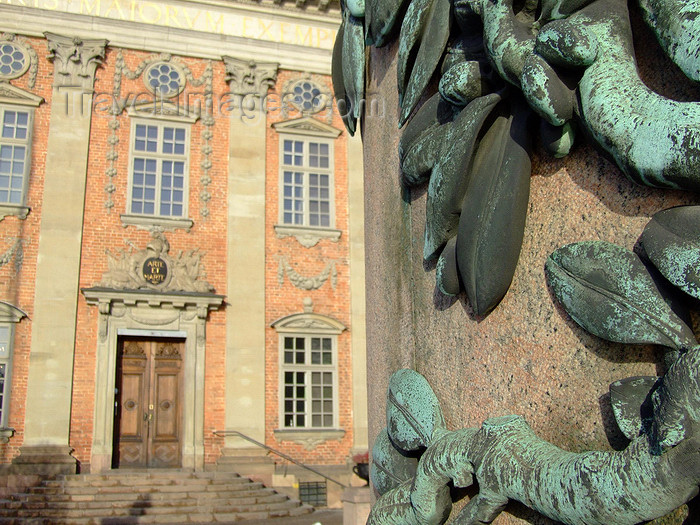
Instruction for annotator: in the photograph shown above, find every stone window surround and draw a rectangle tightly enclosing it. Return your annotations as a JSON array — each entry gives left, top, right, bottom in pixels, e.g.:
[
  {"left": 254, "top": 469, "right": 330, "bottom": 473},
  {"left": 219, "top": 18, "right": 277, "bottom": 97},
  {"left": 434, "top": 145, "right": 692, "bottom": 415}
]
[
  {"left": 81, "top": 287, "right": 223, "bottom": 473},
  {"left": 272, "top": 117, "right": 343, "bottom": 248},
  {"left": 0, "top": 301, "right": 27, "bottom": 443},
  {"left": 278, "top": 133, "right": 335, "bottom": 227},
  {"left": 0, "top": 84, "right": 44, "bottom": 221},
  {"left": 121, "top": 103, "right": 198, "bottom": 232},
  {"left": 271, "top": 311, "right": 346, "bottom": 449}
]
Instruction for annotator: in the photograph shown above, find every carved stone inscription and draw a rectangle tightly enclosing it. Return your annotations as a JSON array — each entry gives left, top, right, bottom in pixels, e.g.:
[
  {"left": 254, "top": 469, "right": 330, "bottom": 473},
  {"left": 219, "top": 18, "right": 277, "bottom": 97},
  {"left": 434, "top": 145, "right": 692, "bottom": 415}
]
[{"left": 142, "top": 257, "right": 167, "bottom": 286}]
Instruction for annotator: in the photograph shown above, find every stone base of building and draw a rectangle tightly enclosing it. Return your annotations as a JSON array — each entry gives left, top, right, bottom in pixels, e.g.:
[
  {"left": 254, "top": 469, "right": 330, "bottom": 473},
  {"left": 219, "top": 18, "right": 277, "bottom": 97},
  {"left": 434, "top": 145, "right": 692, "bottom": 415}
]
[
  {"left": 11, "top": 445, "right": 78, "bottom": 477},
  {"left": 216, "top": 447, "right": 276, "bottom": 486},
  {"left": 342, "top": 486, "right": 370, "bottom": 525},
  {"left": 217, "top": 447, "right": 354, "bottom": 508},
  {"left": 0, "top": 467, "right": 42, "bottom": 498}
]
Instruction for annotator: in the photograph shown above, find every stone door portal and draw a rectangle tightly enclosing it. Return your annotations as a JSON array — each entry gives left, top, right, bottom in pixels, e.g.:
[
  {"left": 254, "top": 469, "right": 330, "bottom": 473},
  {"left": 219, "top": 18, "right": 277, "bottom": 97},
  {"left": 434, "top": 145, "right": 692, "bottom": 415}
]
[{"left": 113, "top": 338, "right": 183, "bottom": 468}]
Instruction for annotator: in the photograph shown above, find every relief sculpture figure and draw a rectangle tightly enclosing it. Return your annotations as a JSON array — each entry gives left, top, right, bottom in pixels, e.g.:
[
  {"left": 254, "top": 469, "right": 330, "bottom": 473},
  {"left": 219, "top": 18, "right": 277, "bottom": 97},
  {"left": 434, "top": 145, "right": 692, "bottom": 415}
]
[{"left": 368, "top": 207, "right": 700, "bottom": 523}]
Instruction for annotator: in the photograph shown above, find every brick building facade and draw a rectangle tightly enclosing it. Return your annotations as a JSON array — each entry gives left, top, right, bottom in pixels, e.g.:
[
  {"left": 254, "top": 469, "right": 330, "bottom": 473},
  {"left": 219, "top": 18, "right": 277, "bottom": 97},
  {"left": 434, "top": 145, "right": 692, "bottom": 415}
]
[{"left": 0, "top": 0, "right": 367, "bottom": 506}]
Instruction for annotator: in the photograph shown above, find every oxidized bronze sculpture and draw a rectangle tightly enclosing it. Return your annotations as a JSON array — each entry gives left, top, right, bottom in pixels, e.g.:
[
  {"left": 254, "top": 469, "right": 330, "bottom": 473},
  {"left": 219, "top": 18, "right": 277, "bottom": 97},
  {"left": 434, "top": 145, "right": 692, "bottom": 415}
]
[
  {"left": 368, "top": 207, "right": 700, "bottom": 524},
  {"left": 334, "top": 0, "right": 700, "bottom": 315},
  {"left": 333, "top": 0, "right": 700, "bottom": 522}
]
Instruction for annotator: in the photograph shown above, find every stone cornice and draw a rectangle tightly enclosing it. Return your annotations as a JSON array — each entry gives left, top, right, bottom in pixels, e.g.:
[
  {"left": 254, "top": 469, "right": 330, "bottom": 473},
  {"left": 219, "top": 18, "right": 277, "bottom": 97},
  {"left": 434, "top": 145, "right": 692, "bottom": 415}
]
[
  {"left": 81, "top": 287, "right": 224, "bottom": 317},
  {"left": 0, "top": 2, "right": 338, "bottom": 74}
]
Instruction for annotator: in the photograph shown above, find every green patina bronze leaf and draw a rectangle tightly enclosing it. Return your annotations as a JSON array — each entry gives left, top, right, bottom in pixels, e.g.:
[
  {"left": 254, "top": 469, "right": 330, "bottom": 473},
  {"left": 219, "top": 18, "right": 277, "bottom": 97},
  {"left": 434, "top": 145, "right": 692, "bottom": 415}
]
[
  {"left": 387, "top": 368, "right": 445, "bottom": 452},
  {"left": 545, "top": 241, "right": 697, "bottom": 351},
  {"left": 641, "top": 206, "right": 700, "bottom": 301},
  {"left": 398, "top": 0, "right": 451, "bottom": 127},
  {"left": 366, "top": 0, "right": 411, "bottom": 47},
  {"left": 455, "top": 103, "right": 532, "bottom": 316},
  {"left": 424, "top": 93, "right": 502, "bottom": 261},
  {"left": 397, "top": 0, "right": 431, "bottom": 103},
  {"left": 370, "top": 428, "right": 419, "bottom": 496},
  {"left": 399, "top": 93, "right": 459, "bottom": 187},
  {"left": 366, "top": 480, "right": 420, "bottom": 525},
  {"left": 610, "top": 376, "right": 659, "bottom": 441},
  {"left": 539, "top": 0, "right": 598, "bottom": 21},
  {"left": 341, "top": 12, "right": 366, "bottom": 123},
  {"left": 638, "top": 0, "right": 700, "bottom": 82},
  {"left": 332, "top": 20, "right": 357, "bottom": 135},
  {"left": 436, "top": 236, "right": 460, "bottom": 296}
]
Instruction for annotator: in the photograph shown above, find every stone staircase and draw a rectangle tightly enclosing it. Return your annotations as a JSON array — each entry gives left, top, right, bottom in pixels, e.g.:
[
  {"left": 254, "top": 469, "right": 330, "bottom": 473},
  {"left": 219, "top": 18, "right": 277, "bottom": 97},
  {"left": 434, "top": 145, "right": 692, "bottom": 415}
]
[{"left": 0, "top": 470, "right": 314, "bottom": 524}]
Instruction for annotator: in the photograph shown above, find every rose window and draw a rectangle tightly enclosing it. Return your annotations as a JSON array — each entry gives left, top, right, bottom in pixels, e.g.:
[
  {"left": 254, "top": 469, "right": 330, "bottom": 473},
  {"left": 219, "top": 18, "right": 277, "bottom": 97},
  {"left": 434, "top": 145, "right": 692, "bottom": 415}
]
[
  {"left": 291, "top": 80, "right": 325, "bottom": 113},
  {"left": 0, "top": 43, "right": 28, "bottom": 79},
  {"left": 145, "top": 62, "right": 185, "bottom": 98}
]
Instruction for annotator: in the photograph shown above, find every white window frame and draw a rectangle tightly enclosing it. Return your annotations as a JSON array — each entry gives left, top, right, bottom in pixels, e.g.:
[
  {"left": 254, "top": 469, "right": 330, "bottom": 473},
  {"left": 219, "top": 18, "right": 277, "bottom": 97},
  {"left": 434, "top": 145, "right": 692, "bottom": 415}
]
[
  {"left": 278, "top": 134, "right": 335, "bottom": 229},
  {"left": 0, "top": 322, "right": 14, "bottom": 429},
  {"left": 126, "top": 118, "right": 191, "bottom": 218},
  {"left": 280, "top": 333, "right": 338, "bottom": 430},
  {"left": 271, "top": 311, "right": 346, "bottom": 447},
  {"left": 0, "top": 105, "right": 33, "bottom": 208},
  {"left": 121, "top": 103, "right": 198, "bottom": 231},
  {"left": 0, "top": 301, "right": 27, "bottom": 440},
  {"left": 0, "top": 85, "right": 42, "bottom": 220},
  {"left": 272, "top": 117, "right": 343, "bottom": 248}
]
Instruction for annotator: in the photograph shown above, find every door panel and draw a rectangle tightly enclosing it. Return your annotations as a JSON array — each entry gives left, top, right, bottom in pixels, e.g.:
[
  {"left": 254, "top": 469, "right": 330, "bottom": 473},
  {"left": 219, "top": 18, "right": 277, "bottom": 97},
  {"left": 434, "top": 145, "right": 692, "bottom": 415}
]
[
  {"left": 150, "top": 341, "right": 182, "bottom": 467},
  {"left": 114, "top": 338, "right": 183, "bottom": 468}
]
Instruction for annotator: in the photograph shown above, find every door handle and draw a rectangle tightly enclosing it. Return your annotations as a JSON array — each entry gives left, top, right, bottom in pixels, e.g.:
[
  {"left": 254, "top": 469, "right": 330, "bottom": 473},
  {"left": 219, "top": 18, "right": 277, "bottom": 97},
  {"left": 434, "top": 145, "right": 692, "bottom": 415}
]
[{"left": 144, "top": 412, "right": 153, "bottom": 421}]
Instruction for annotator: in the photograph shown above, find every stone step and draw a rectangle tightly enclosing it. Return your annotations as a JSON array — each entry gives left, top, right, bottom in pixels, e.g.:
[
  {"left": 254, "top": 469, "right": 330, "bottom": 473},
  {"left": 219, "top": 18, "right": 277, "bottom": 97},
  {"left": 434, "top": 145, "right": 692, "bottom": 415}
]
[
  {"left": 0, "top": 471, "right": 313, "bottom": 524},
  {"left": 2, "top": 498, "right": 303, "bottom": 518},
  {"left": 44, "top": 474, "right": 249, "bottom": 488},
  {"left": 5, "top": 488, "right": 277, "bottom": 509},
  {"left": 0, "top": 504, "right": 314, "bottom": 524},
  {"left": 38, "top": 477, "right": 253, "bottom": 491},
  {"left": 0, "top": 491, "right": 287, "bottom": 512},
  {"left": 27, "top": 481, "right": 265, "bottom": 497}
]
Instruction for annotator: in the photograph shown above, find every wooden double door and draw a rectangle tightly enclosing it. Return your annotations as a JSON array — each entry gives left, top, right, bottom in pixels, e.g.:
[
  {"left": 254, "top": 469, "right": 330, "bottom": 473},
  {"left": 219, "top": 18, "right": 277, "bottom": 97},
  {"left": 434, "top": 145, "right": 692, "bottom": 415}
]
[{"left": 113, "top": 338, "right": 184, "bottom": 468}]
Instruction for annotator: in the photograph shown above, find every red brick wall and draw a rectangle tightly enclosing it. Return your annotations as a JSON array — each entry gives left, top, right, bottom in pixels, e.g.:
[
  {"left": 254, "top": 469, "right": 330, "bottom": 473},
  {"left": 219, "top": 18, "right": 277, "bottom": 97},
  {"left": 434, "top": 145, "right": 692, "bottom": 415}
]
[
  {"left": 0, "top": 40, "right": 356, "bottom": 471},
  {"left": 71, "top": 48, "right": 229, "bottom": 467},
  {"left": 0, "top": 35, "right": 54, "bottom": 463},
  {"left": 264, "top": 70, "right": 354, "bottom": 465}
]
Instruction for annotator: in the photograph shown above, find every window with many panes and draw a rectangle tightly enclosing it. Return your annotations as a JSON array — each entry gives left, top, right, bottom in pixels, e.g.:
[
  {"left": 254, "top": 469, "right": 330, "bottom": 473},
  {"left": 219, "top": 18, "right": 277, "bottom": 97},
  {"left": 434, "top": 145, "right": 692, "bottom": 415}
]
[
  {"left": 282, "top": 335, "right": 336, "bottom": 429},
  {"left": 128, "top": 120, "right": 189, "bottom": 218},
  {"left": 0, "top": 107, "right": 31, "bottom": 205},
  {"left": 280, "top": 138, "right": 333, "bottom": 228},
  {"left": 0, "top": 323, "right": 12, "bottom": 427}
]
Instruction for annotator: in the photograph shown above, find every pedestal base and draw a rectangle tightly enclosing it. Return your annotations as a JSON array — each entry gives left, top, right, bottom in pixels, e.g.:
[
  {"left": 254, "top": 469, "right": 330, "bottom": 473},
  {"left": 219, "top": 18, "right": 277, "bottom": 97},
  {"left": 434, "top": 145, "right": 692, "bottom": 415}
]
[
  {"left": 342, "top": 486, "right": 370, "bottom": 525},
  {"left": 216, "top": 447, "right": 275, "bottom": 486},
  {"left": 11, "top": 445, "right": 78, "bottom": 476}
]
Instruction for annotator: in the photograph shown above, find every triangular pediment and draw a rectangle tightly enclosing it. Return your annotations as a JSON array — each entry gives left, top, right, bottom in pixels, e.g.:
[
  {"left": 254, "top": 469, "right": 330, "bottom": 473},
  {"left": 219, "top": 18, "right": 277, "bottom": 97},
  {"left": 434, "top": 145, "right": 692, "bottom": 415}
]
[
  {"left": 272, "top": 116, "right": 342, "bottom": 138},
  {"left": 127, "top": 100, "right": 199, "bottom": 123},
  {"left": 0, "top": 82, "right": 43, "bottom": 107}
]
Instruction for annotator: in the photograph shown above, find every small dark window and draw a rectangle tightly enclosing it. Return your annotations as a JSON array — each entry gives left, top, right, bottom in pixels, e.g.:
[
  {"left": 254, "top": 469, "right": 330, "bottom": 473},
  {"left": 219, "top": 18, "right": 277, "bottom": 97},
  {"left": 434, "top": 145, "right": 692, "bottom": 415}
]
[{"left": 298, "top": 481, "right": 327, "bottom": 507}]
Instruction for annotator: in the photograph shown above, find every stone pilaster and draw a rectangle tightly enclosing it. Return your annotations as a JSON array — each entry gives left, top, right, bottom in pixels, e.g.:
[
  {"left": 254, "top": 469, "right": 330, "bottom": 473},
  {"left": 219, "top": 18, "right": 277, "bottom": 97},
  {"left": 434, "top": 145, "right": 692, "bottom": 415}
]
[
  {"left": 13, "top": 33, "right": 106, "bottom": 475},
  {"left": 223, "top": 57, "right": 278, "bottom": 451},
  {"left": 347, "top": 133, "right": 368, "bottom": 453}
]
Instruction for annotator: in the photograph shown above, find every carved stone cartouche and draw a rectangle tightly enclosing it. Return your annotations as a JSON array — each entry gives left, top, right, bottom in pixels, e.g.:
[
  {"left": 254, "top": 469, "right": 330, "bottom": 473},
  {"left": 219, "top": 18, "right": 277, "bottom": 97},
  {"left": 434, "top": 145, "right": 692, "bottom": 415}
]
[{"left": 98, "top": 232, "right": 214, "bottom": 293}]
